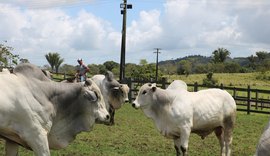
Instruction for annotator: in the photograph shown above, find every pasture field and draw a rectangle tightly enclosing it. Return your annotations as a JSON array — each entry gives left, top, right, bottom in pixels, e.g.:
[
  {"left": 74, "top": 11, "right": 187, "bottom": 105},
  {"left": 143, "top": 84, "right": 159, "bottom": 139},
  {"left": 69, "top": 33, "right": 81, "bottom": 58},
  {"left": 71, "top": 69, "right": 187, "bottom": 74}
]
[
  {"left": 0, "top": 104, "right": 269, "bottom": 156},
  {"left": 167, "top": 72, "right": 270, "bottom": 89}
]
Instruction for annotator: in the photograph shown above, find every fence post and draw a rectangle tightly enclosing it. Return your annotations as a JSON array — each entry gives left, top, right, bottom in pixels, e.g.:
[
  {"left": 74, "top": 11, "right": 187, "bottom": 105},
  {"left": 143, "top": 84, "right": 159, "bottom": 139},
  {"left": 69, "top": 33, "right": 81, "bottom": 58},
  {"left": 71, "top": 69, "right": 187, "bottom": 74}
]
[
  {"left": 255, "top": 90, "right": 258, "bottom": 110},
  {"left": 220, "top": 83, "right": 224, "bottom": 90},
  {"left": 247, "top": 85, "right": 251, "bottom": 115},
  {"left": 194, "top": 82, "right": 198, "bottom": 92},
  {"left": 161, "top": 77, "right": 166, "bottom": 89},
  {"left": 127, "top": 78, "right": 132, "bottom": 103},
  {"left": 233, "top": 87, "right": 236, "bottom": 99},
  {"left": 261, "top": 95, "right": 264, "bottom": 110}
]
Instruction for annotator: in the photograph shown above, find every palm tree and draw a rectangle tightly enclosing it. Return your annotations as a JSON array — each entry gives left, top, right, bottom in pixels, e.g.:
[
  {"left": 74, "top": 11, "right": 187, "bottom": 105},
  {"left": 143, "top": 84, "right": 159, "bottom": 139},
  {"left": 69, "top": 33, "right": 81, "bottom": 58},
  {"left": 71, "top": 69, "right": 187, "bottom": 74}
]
[
  {"left": 212, "top": 48, "right": 231, "bottom": 63},
  {"left": 45, "top": 52, "right": 64, "bottom": 73},
  {"left": 55, "top": 58, "right": 64, "bottom": 73},
  {"left": 256, "top": 51, "right": 268, "bottom": 61}
]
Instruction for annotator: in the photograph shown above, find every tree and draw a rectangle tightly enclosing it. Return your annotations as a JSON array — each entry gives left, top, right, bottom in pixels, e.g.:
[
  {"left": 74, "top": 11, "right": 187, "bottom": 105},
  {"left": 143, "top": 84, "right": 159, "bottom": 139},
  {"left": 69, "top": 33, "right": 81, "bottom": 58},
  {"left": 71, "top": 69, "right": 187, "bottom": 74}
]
[
  {"left": 124, "top": 61, "right": 162, "bottom": 80},
  {"left": 55, "top": 58, "right": 64, "bottom": 73},
  {"left": 254, "top": 51, "right": 270, "bottom": 72},
  {"left": 97, "top": 64, "right": 107, "bottom": 74},
  {"left": 0, "top": 44, "right": 20, "bottom": 67},
  {"left": 19, "top": 58, "right": 30, "bottom": 64},
  {"left": 211, "top": 63, "right": 225, "bottom": 73},
  {"left": 88, "top": 64, "right": 100, "bottom": 75},
  {"left": 256, "top": 51, "right": 268, "bottom": 61},
  {"left": 212, "top": 48, "right": 231, "bottom": 63},
  {"left": 247, "top": 55, "right": 256, "bottom": 70},
  {"left": 60, "top": 64, "right": 76, "bottom": 75},
  {"left": 177, "top": 60, "right": 192, "bottom": 76},
  {"left": 224, "top": 62, "right": 241, "bottom": 73},
  {"left": 194, "top": 63, "right": 210, "bottom": 73},
  {"left": 139, "top": 59, "right": 148, "bottom": 66},
  {"left": 202, "top": 72, "right": 218, "bottom": 86},
  {"left": 103, "top": 61, "right": 119, "bottom": 71},
  {"left": 160, "top": 63, "right": 177, "bottom": 75},
  {"left": 125, "top": 63, "right": 138, "bottom": 78},
  {"left": 45, "top": 52, "right": 64, "bottom": 73}
]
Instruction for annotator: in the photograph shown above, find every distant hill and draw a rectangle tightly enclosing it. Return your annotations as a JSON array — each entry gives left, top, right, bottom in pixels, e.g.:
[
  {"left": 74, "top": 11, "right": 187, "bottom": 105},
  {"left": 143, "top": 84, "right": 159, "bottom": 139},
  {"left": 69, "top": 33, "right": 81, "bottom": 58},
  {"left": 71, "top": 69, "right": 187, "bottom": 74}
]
[
  {"left": 159, "top": 55, "right": 250, "bottom": 66},
  {"left": 159, "top": 55, "right": 212, "bottom": 65},
  {"left": 229, "top": 57, "right": 249, "bottom": 66}
]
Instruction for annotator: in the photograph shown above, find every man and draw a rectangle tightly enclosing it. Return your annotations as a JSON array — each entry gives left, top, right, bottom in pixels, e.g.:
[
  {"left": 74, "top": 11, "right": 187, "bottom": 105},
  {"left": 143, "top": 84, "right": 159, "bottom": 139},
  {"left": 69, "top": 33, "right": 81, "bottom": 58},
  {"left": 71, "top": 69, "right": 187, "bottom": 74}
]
[{"left": 76, "top": 58, "right": 89, "bottom": 82}]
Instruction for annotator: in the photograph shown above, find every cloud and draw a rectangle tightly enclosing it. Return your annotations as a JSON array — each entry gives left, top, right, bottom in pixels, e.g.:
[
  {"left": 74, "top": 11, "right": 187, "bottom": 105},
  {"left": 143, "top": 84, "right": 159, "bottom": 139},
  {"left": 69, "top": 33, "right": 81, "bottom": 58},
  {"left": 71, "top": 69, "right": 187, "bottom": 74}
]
[
  {"left": 0, "top": 3, "right": 119, "bottom": 65},
  {"left": 68, "top": 10, "right": 108, "bottom": 51},
  {"left": 2, "top": 0, "right": 95, "bottom": 9},
  {"left": 153, "top": 0, "right": 270, "bottom": 59},
  {"left": 0, "top": 0, "right": 270, "bottom": 66},
  {"left": 127, "top": 10, "right": 162, "bottom": 50}
]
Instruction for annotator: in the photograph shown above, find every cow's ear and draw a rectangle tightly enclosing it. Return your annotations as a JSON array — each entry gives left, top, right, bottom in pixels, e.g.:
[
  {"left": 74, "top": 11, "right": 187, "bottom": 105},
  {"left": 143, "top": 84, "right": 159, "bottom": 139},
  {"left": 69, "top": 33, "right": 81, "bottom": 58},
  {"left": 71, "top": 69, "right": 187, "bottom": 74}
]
[
  {"left": 84, "top": 90, "right": 98, "bottom": 102},
  {"left": 105, "top": 71, "right": 114, "bottom": 82},
  {"left": 84, "top": 79, "right": 92, "bottom": 86},
  {"left": 113, "top": 86, "right": 120, "bottom": 91}
]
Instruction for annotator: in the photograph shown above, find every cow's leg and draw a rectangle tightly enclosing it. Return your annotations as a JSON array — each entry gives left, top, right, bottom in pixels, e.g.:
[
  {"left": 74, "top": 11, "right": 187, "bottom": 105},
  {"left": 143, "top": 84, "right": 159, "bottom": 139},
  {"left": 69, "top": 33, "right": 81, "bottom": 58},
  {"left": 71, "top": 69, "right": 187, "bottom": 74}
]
[
  {"left": 215, "top": 126, "right": 225, "bottom": 156},
  {"left": 110, "top": 109, "right": 115, "bottom": 125},
  {"left": 224, "top": 116, "right": 235, "bottom": 156},
  {"left": 179, "top": 127, "right": 191, "bottom": 156},
  {"left": 5, "top": 140, "right": 19, "bottom": 156},
  {"left": 173, "top": 137, "right": 181, "bottom": 156},
  {"left": 21, "top": 128, "right": 50, "bottom": 156},
  {"left": 224, "top": 127, "right": 233, "bottom": 156},
  {"left": 108, "top": 105, "right": 115, "bottom": 125}
]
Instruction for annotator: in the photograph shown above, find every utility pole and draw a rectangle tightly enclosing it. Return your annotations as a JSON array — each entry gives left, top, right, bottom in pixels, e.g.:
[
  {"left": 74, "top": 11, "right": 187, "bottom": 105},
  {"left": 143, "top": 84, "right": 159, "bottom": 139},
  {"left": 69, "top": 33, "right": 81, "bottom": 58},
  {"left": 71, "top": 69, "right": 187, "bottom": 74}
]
[
  {"left": 154, "top": 48, "right": 161, "bottom": 81},
  {"left": 119, "top": 0, "right": 132, "bottom": 82}
]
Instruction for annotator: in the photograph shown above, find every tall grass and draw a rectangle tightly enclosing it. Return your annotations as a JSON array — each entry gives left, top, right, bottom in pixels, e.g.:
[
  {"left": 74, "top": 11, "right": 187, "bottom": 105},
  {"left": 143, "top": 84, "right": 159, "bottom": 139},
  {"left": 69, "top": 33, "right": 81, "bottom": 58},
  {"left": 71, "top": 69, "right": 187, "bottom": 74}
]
[{"left": 0, "top": 104, "right": 269, "bottom": 156}]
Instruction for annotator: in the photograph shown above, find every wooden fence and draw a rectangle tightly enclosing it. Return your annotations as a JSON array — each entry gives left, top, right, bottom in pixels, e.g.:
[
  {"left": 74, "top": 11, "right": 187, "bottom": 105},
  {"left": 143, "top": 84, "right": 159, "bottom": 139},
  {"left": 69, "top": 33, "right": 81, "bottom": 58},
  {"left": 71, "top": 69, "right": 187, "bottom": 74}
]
[
  {"left": 125, "top": 78, "right": 270, "bottom": 115},
  {"left": 50, "top": 73, "right": 270, "bottom": 115}
]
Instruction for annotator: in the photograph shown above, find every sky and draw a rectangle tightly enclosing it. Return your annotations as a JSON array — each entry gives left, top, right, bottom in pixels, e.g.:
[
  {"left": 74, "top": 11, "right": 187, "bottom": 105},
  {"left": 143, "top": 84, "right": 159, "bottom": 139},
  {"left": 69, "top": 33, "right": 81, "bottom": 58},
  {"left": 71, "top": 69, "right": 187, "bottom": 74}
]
[{"left": 0, "top": 0, "right": 270, "bottom": 66}]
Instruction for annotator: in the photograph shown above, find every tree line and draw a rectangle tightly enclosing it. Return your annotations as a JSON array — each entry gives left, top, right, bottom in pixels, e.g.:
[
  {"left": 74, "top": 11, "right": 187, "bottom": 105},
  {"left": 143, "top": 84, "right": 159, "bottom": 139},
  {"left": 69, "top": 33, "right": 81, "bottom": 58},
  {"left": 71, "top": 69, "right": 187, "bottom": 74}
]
[
  {"left": 1, "top": 44, "right": 269, "bottom": 80},
  {"left": 44, "top": 48, "right": 270, "bottom": 80},
  {"left": 160, "top": 48, "right": 270, "bottom": 76}
]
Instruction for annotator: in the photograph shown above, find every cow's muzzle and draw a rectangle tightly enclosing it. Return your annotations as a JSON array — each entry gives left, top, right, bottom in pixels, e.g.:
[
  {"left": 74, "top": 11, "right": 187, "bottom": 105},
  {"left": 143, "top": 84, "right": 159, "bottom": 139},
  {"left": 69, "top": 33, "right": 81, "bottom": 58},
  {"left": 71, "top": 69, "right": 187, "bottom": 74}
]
[
  {"left": 132, "top": 102, "right": 139, "bottom": 109},
  {"left": 106, "top": 114, "right": 110, "bottom": 120}
]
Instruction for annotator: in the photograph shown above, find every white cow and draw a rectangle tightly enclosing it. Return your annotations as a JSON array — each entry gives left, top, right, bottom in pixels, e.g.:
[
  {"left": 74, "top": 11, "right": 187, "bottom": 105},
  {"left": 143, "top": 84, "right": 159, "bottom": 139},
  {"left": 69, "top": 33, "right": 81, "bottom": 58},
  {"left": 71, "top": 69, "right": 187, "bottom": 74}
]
[
  {"left": 132, "top": 82, "right": 236, "bottom": 156},
  {"left": 91, "top": 71, "right": 130, "bottom": 125},
  {"left": 41, "top": 69, "right": 52, "bottom": 79},
  {"left": 166, "top": 80, "right": 188, "bottom": 91},
  {"left": 0, "top": 63, "right": 110, "bottom": 156},
  {"left": 0, "top": 68, "right": 10, "bottom": 74},
  {"left": 255, "top": 118, "right": 270, "bottom": 156}
]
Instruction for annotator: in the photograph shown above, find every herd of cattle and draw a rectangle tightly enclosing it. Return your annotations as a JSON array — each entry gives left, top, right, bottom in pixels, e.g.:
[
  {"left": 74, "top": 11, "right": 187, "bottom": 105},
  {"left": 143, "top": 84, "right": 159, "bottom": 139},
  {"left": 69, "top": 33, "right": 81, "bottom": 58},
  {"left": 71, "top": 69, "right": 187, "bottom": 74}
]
[{"left": 0, "top": 63, "right": 269, "bottom": 156}]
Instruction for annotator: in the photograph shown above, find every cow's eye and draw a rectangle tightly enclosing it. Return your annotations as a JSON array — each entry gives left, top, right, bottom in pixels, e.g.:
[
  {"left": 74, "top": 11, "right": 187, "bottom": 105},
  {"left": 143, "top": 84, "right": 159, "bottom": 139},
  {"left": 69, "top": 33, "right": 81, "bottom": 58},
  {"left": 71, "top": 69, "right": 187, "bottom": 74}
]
[{"left": 142, "top": 90, "right": 147, "bottom": 95}]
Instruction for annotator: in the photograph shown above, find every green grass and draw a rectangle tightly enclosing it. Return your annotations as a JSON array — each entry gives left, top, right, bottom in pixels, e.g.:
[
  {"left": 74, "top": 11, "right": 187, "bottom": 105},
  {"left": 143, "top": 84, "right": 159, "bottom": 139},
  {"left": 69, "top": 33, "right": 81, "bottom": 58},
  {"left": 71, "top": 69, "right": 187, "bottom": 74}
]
[
  {"left": 0, "top": 104, "right": 269, "bottom": 156},
  {"left": 167, "top": 72, "right": 270, "bottom": 89}
]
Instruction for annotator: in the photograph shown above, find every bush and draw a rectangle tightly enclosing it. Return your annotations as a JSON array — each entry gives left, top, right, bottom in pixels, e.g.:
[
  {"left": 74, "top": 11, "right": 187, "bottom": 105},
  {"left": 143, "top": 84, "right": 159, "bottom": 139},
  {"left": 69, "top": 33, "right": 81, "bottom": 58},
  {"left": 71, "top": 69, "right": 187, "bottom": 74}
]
[
  {"left": 256, "top": 71, "right": 270, "bottom": 80},
  {"left": 202, "top": 72, "right": 218, "bottom": 86}
]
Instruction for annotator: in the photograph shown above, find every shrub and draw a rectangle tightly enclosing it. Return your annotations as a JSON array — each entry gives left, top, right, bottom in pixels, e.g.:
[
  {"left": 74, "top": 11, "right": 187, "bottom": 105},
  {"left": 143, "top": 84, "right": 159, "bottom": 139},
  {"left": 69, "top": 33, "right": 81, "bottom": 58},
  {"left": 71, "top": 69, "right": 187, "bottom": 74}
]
[{"left": 202, "top": 72, "right": 218, "bottom": 86}]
